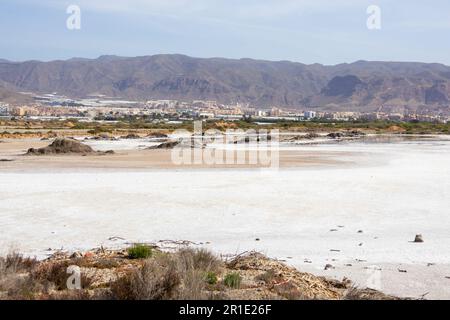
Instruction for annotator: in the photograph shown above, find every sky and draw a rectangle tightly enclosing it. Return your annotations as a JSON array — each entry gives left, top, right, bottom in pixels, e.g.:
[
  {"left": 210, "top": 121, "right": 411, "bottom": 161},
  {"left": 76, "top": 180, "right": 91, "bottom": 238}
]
[{"left": 1, "top": 0, "right": 450, "bottom": 65}]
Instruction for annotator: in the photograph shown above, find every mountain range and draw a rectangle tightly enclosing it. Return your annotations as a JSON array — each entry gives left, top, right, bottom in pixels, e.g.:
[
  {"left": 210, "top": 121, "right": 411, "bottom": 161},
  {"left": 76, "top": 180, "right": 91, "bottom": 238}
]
[{"left": 1, "top": 54, "right": 449, "bottom": 112}]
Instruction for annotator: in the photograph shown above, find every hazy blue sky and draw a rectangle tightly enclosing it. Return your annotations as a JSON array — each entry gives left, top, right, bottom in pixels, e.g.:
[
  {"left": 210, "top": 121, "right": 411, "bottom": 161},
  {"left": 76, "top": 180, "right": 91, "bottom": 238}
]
[{"left": 1, "top": 0, "right": 450, "bottom": 65}]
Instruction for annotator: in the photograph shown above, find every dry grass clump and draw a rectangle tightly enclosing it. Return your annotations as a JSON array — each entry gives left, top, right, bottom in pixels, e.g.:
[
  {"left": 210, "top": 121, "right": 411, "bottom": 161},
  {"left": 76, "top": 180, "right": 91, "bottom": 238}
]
[
  {"left": 111, "top": 254, "right": 180, "bottom": 300},
  {"left": 176, "top": 248, "right": 222, "bottom": 274},
  {"left": 1, "top": 275, "right": 43, "bottom": 300},
  {"left": 0, "top": 252, "right": 99, "bottom": 300},
  {"left": 31, "top": 261, "right": 70, "bottom": 291},
  {"left": 0, "top": 252, "right": 41, "bottom": 299},
  {"left": 111, "top": 248, "right": 223, "bottom": 300},
  {"left": 177, "top": 269, "right": 206, "bottom": 300},
  {"left": 0, "top": 252, "right": 38, "bottom": 273},
  {"left": 175, "top": 248, "right": 222, "bottom": 299},
  {"left": 32, "top": 260, "right": 94, "bottom": 291}
]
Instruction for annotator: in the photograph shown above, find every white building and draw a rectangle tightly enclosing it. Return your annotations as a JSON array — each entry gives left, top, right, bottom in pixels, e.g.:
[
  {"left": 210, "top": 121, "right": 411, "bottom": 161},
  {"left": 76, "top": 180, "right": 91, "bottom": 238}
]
[
  {"left": 198, "top": 112, "right": 215, "bottom": 118},
  {"left": 257, "top": 110, "right": 269, "bottom": 117},
  {"left": 303, "top": 111, "right": 317, "bottom": 119},
  {"left": 0, "top": 104, "right": 9, "bottom": 115}
]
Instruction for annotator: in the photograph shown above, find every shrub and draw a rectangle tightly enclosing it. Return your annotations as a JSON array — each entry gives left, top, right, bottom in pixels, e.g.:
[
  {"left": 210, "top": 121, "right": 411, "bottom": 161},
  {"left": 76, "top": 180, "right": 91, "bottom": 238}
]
[
  {"left": 174, "top": 248, "right": 222, "bottom": 299},
  {"left": 0, "top": 252, "right": 41, "bottom": 299},
  {"left": 32, "top": 261, "right": 71, "bottom": 290},
  {"left": 31, "top": 261, "right": 93, "bottom": 291},
  {"left": 205, "top": 271, "right": 218, "bottom": 285},
  {"left": 178, "top": 270, "right": 206, "bottom": 300},
  {"left": 109, "top": 274, "right": 135, "bottom": 300},
  {"left": 176, "top": 248, "right": 221, "bottom": 273},
  {"left": 111, "top": 254, "right": 180, "bottom": 300},
  {"left": 127, "top": 244, "right": 153, "bottom": 259},
  {"left": 3, "top": 275, "right": 43, "bottom": 300},
  {"left": 111, "top": 248, "right": 223, "bottom": 300},
  {"left": 223, "top": 272, "right": 241, "bottom": 289},
  {"left": 1, "top": 252, "right": 38, "bottom": 273}
]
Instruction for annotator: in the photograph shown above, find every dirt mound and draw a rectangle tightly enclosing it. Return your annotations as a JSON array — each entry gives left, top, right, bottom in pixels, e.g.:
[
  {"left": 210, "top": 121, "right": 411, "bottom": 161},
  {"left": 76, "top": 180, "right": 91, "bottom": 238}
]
[
  {"left": 227, "top": 252, "right": 343, "bottom": 299},
  {"left": 282, "top": 132, "right": 320, "bottom": 142},
  {"left": 147, "top": 140, "right": 180, "bottom": 149},
  {"left": 26, "top": 138, "right": 95, "bottom": 155},
  {"left": 120, "top": 133, "right": 141, "bottom": 139},
  {"left": 387, "top": 125, "right": 406, "bottom": 133},
  {"left": 225, "top": 252, "right": 401, "bottom": 300},
  {"left": 85, "top": 134, "right": 117, "bottom": 141},
  {"left": 147, "top": 132, "right": 169, "bottom": 139},
  {"left": 327, "top": 130, "right": 365, "bottom": 139}
]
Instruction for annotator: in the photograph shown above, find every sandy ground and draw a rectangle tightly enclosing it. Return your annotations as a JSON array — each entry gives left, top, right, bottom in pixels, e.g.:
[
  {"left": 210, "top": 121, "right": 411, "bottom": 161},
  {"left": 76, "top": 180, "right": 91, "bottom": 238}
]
[
  {"left": 1, "top": 136, "right": 449, "bottom": 299},
  {"left": 0, "top": 138, "right": 353, "bottom": 170}
]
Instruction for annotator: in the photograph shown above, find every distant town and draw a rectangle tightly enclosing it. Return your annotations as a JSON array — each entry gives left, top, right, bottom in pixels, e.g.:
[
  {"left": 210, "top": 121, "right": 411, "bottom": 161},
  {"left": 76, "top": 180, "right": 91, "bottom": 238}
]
[{"left": 0, "top": 93, "right": 449, "bottom": 124}]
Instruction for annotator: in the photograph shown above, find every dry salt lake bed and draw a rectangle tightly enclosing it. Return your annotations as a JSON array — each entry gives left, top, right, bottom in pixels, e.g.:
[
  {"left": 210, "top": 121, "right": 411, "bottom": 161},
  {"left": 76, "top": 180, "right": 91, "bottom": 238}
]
[{"left": 0, "top": 134, "right": 449, "bottom": 299}]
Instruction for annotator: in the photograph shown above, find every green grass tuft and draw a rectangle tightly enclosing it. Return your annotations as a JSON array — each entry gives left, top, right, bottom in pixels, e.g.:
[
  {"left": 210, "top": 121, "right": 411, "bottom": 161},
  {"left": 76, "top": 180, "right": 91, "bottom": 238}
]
[
  {"left": 205, "top": 271, "right": 218, "bottom": 285},
  {"left": 127, "top": 244, "right": 153, "bottom": 259},
  {"left": 223, "top": 272, "right": 241, "bottom": 289}
]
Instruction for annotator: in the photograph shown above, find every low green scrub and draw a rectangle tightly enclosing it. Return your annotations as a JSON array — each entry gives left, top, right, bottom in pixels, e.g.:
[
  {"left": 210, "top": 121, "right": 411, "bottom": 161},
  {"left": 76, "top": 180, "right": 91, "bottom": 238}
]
[
  {"left": 223, "top": 272, "right": 242, "bottom": 289},
  {"left": 127, "top": 244, "right": 153, "bottom": 259},
  {"left": 205, "top": 271, "right": 218, "bottom": 285}
]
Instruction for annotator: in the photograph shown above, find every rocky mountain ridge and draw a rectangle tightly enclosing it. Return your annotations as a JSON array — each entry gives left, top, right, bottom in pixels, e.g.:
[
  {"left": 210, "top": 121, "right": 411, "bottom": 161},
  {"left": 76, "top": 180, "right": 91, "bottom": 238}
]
[{"left": 1, "top": 55, "right": 449, "bottom": 111}]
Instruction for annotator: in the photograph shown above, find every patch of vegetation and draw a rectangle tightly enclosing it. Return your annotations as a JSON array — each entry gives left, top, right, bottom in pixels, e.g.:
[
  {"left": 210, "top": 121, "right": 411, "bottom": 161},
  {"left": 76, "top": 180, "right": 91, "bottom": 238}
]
[
  {"left": 111, "top": 254, "right": 180, "bottom": 300},
  {"left": 32, "top": 260, "right": 93, "bottom": 291},
  {"left": 111, "top": 248, "right": 223, "bottom": 300},
  {"left": 205, "top": 271, "right": 218, "bottom": 285},
  {"left": 0, "top": 248, "right": 402, "bottom": 300},
  {"left": 0, "top": 252, "right": 41, "bottom": 299},
  {"left": 0, "top": 252, "right": 38, "bottom": 273},
  {"left": 127, "top": 244, "right": 153, "bottom": 259},
  {"left": 2, "top": 117, "right": 449, "bottom": 135},
  {"left": 223, "top": 272, "right": 242, "bottom": 289},
  {"left": 176, "top": 248, "right": 221, "bottom": 273}
]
